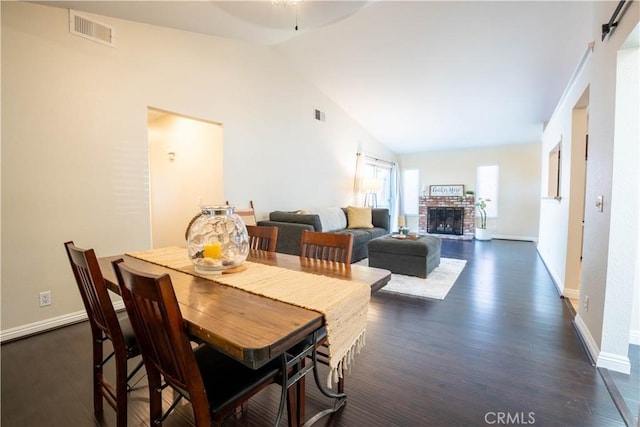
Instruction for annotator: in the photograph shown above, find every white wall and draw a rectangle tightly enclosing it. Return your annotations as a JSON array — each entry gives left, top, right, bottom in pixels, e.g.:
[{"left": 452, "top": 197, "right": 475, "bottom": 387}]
[
  {"left": 600, "top": 41, "right": 639, "bottom": 362},
  {"left": 538, "top": 2, "right": 639, "bottom": 373},
  {"left": 398, "top": 143, "right": 541, "bottom": 241},
  {"left": 632, "top": 225, "right": 640, "bottom": 344},
  {"left": 0, "top": 2, "right": 393, "bottom": 336},
  {"left": 538, "top": 99, "right": 589, "bottom": 299}
]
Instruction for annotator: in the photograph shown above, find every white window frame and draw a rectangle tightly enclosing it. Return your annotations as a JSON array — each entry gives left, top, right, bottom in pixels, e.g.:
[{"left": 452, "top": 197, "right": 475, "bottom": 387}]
[
  {"left": 402, "top": 169, "right": 419, "bottom": 215},
  {"left": 476, "top": 164, "right": 499, "bottom": 218}
]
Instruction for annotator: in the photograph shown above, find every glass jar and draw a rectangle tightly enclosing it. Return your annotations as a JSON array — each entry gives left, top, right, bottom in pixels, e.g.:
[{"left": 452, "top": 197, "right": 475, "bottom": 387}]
[{"left": 187, "top": 205, "right": 249, "bottom": 274}]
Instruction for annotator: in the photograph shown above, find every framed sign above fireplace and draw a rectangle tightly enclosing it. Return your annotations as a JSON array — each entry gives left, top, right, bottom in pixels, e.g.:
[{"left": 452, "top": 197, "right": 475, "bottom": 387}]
[{"left": 429, "top": 185, "right": 464, "bottom": 197}]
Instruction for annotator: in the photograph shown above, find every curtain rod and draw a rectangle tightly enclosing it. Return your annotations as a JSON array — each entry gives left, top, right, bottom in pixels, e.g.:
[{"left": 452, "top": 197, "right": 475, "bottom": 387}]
[{"left": 357, "top": 152, "right": 396, "bottom": 166}]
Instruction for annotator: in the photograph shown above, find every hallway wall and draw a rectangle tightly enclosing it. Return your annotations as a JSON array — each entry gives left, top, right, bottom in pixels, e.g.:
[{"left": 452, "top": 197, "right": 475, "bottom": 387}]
[{"left": 538, "top": 3, "right": 639, "bottom": 373}]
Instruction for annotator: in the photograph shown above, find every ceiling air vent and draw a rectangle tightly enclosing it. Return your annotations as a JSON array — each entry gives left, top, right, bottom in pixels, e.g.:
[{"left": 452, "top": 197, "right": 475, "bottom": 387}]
[
  {"left": 315, "top": 109, "right": 326, "bottom": 122},
  {"left": 69, "top": 10, "right": 116, "bottom": 47}
]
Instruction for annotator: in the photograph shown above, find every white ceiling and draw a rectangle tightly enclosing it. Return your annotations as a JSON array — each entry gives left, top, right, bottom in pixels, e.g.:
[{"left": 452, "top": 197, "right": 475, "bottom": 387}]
[{"left": 37, "top": 1, "right": 595, "bottom": 154}]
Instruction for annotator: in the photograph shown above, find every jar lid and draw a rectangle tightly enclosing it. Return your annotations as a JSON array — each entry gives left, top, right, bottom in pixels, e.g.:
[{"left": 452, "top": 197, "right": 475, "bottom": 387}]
[{"left": 200, "top": 205, "right": 235, "bottom": 215}]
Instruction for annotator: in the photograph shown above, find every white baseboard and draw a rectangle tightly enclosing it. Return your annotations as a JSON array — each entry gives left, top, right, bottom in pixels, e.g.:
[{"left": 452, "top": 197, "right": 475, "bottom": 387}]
[
  {"left": 574, "top": 314, "right": 633, "bottom": 374},
  {"left": 597, "top": 351, "right": 631, "bottom": 375},
  {"left": 492, "top": 234, "right": 538, "bottom": 243},
  {"left": 630, "top": 329, "right": 640, "bottom": 346},
  {"left": 574, "top": 313, "right": 600, "bottom": 364},
  {"left": 0, "top": 301, "right": 125, "bottom": 343}
]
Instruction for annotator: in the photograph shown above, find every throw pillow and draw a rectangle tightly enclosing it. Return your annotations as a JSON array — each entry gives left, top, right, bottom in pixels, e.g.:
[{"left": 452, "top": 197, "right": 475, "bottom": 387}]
[{"left": 346, "top": 206, "right": 373, "bottom": 229}]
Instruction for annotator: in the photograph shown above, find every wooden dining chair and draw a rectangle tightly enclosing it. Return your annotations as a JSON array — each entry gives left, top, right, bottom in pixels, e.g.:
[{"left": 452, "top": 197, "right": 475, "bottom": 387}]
[
  {"left": 63, "top": 241, "right": 144, "bottom": 427},
  {"left": 298, "top": 231, "right": 354, "bottom": 393},
  {"left": 230, "top": 200, "right": 257, "bottom": 226},
  {"left": 300, "top": 230, "right": 354, "bottom": 264},
  {"left": 246, "top": 225, "right": 279, "bottom": 252},
  {"left": 112, "top": 260, "right": 292, "bottom": 426}
]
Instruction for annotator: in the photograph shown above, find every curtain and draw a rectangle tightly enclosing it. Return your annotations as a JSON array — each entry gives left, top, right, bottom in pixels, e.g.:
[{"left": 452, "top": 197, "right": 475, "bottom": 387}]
[
  {"left": 390, "top": 163, "right": 401, "bottom": 232},
  {"left": 353, "top": 152, "right": 400, "bottom": 232},
  {"left": 353, "top": 153, "right": 366, "bottom": 206}
]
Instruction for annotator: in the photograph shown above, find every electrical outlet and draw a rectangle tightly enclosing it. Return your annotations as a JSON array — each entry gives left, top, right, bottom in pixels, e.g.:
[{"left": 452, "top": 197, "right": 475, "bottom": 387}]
[
  {"left": 583, "top": 295, "right": 589, "bottom": 312},
  {"left": 39, "top": 291, "right": 51, "bottom": 307}
]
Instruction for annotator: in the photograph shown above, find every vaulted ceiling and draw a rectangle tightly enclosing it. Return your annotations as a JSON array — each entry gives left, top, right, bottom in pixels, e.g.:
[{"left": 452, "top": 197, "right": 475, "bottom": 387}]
[{"left": 36, "top": 1, "right": 595, "bottom": 153}]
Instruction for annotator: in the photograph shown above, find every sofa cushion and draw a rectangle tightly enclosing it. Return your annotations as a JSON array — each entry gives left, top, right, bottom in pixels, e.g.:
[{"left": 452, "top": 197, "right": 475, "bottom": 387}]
[
  {"left": 339, "top": 228, "right": 388, "bottom": 247},
  {"left": 314, "top": 207, "right": 347, "bottom": 232},
  {"left": 269, "top": 211, "right": 322, "bottom": 231},
  {"left": 346, "top": 206, "right": 373, "bottom": 229},
  {"left": 368, "top": 235, "right": 442, "bottom": 256}
]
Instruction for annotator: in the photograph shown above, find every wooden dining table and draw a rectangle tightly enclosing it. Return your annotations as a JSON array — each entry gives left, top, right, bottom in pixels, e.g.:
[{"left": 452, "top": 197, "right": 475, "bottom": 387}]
[{"left": 98, "top": 248, "right": 390, "bottom": 426}]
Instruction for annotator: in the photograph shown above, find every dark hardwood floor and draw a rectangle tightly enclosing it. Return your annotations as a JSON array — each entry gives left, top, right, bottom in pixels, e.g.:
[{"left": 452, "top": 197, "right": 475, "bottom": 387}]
[
  {"left": 601, "top": 344, "right": 639, "bottom": 426},
  {"left": 1, "top": 239, "right": 630, "bottom": 426}
]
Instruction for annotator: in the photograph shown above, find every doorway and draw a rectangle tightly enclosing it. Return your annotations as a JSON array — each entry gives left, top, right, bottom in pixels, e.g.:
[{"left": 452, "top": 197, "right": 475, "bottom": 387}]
[
  {"left": 147, "top": 108, "right": 224, "bottom": 248},
  {"left": 564, "top": 90, "right": 589, "bottom": 309}
]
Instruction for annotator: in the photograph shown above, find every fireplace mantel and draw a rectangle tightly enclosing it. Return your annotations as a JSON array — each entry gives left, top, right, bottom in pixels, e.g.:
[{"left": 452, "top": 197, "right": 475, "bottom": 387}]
[{"left": 419, "top": 195, "right": 475, "bottom": 240}]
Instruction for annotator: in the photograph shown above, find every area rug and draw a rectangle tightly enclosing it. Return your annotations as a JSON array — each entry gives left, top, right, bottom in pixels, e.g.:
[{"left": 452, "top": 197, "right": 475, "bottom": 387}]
[{"left": 356, "top": 257, "right": 467, "bottom": 300}]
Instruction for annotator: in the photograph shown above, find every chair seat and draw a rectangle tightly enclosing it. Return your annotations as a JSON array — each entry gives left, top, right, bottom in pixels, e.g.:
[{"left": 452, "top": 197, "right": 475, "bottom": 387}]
[{"left": 195, "top": 344, "right": 281, "bottom": 415}]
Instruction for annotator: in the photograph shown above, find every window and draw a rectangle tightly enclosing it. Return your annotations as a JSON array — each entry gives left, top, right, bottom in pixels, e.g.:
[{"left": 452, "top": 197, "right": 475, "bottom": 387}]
[
  {"left": 476, "top": 164, "right": 498, "bottom": 218},
  {"left": 362, "top": 161, "right": 392, "bottom": 208},
  {"left": 402, "top": 169, "right": 419, "bottom": 215}
]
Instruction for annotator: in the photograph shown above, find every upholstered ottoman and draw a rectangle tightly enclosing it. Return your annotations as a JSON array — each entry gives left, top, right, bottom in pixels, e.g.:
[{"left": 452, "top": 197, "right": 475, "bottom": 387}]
[{"left": 367, "top": 235, "right": 441, "bottom": 278}]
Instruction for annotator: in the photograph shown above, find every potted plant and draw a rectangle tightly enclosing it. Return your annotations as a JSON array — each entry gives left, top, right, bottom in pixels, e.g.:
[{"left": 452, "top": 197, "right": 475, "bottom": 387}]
[
  {"left": 460, "top": 189, "right": 474, "bottom": 201},
  {"left": 475, "top": 197, "right": 492, "bottom": 241}
]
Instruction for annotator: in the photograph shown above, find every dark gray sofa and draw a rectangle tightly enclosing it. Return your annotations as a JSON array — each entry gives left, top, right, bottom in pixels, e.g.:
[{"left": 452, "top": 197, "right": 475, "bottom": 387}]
[{"left": 257, "top": 208, "right": 390, "bottom": 262}]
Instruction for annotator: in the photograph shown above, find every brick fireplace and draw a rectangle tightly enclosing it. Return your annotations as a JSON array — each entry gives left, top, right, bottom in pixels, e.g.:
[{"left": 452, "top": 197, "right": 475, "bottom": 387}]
[{"left": 419, "top": 195, "right": 475, "bottom": 240}]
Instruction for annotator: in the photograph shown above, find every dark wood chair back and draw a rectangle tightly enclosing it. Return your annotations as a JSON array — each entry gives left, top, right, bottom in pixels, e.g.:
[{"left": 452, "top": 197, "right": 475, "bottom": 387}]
[
  {"left": 298, "top": 231, "right": 353, "bottom": 393},
  {"left": 246, "top": 225, "right": 278, "bottom": 252},
  {"left": 65, "top": 242, "right": 120, "bottom": 340},
  {"left": 231, "top": 200, "right": 257, "bottom": 226},
  {"left": 300, "top": 230, "right": 354, "bottom": 264},
  {"left": 64, "top": 241, "right": 142, "bottom": 427},
  {"left": 112, "top": 261, "right": 206, "bottom": 417}
]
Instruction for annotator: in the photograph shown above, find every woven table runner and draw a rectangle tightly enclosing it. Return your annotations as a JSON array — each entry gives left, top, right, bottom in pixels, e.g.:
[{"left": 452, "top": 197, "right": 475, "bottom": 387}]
[{"left": 126, "top": 246, "right": 370, "bottom": 387}]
